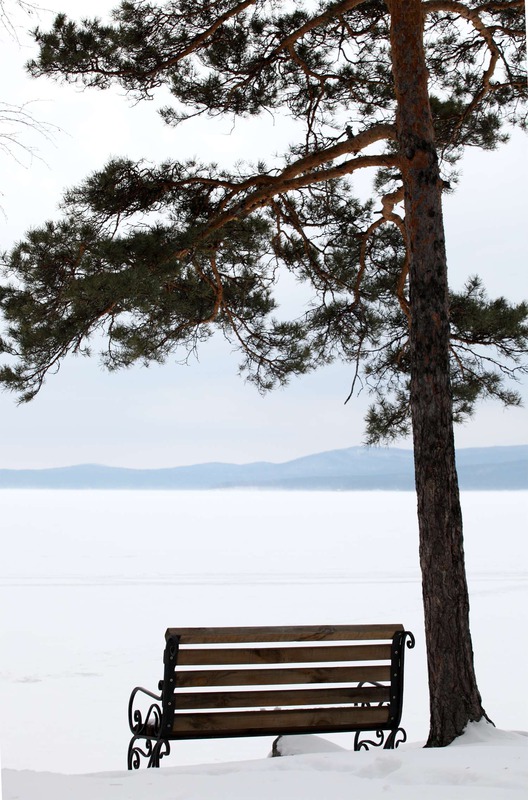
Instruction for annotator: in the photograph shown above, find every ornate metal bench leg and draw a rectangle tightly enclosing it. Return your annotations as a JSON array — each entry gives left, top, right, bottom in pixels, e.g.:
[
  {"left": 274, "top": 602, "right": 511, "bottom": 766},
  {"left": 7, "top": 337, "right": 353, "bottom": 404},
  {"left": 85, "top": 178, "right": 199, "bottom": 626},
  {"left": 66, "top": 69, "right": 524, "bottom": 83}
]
[
  {"left": 354, "top": 730, "right": 384, "bottom": 751},
  {"left": 354, "top": 727, "right": 407, "bottom": 751},
  {"left": 128, "top": 736, "right": 171, "bottom": 769},
  {"left": 128, "top": 683, "right": 170, "bottom": 769},
  {"left": 149, "top": 739, "right": 171, "bottom": 767},
  {"left": 384, "top": 727, "right": 407, "bottom": 749}
]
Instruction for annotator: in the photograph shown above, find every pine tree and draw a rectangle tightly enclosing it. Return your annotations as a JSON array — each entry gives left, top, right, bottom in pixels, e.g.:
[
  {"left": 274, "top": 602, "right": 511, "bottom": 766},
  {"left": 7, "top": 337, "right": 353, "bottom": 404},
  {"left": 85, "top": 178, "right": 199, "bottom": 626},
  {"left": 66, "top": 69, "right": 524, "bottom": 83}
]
[{"left": 1, "top": 0, "right": 527, "bottom": 746}]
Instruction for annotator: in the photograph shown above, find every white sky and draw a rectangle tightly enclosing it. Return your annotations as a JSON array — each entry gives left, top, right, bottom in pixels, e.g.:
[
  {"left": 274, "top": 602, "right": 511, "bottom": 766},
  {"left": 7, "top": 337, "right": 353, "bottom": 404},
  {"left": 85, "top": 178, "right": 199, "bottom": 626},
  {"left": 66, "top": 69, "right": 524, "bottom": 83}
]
[{"left": 0, "top": 0, "right": 527, "bottom": 469}]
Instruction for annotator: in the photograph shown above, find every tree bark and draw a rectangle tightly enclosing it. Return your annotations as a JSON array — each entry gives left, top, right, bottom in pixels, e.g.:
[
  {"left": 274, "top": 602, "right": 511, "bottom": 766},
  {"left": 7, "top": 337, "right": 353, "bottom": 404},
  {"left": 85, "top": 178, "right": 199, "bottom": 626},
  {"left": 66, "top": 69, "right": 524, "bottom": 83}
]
[{"left": 386, "top": 0, "right": 487, "bottom": 746}]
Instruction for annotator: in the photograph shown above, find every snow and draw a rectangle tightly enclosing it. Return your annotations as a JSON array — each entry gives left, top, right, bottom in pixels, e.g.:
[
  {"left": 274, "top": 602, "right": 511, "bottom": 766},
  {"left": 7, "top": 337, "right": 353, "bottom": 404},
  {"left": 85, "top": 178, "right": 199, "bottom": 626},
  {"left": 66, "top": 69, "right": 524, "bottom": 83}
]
[
  {"left": 1, "top": 490, "right": 527, "bottom": 799},
  {"left": 3, "top": 724, "right": 527, "bottom": 800}
]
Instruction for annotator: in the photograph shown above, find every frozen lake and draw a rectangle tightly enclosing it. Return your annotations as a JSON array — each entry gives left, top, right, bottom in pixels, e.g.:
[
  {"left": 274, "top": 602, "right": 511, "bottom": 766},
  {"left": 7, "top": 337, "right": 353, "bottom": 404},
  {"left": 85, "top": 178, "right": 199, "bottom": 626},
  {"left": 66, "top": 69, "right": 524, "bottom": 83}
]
[{"left": 0, "top": 490, "right": 526, "bottom": 773}]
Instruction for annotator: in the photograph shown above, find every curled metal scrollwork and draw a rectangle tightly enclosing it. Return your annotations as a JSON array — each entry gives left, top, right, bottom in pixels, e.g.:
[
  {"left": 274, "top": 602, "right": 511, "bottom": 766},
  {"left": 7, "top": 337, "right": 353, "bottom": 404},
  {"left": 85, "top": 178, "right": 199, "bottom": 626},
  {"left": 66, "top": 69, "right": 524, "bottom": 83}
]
[
  {"left": 128, "top": 685, "right": 163, "bottom": 737},
  {"left": 386, "top": 727, "right": 407, "bottom": 749},
  {"left": 127, "top": 735, "right": 171, "bottom": 769},
  {"left": 353, "top": 727, "right": 407, "bottom": 751},
  {"left": 354, "top": 729, "right": 385, "bottom": 751},
  {"left": 356, "top": 680, "right": 385, "bottom": 707}
]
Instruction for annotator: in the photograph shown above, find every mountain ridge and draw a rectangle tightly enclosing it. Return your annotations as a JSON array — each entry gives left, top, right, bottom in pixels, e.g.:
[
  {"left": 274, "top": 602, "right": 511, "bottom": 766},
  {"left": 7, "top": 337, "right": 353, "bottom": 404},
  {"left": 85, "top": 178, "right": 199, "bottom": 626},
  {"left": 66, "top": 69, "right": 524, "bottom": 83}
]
[{"left": 0, "top": 445, "right": 526, "bottom": 490}]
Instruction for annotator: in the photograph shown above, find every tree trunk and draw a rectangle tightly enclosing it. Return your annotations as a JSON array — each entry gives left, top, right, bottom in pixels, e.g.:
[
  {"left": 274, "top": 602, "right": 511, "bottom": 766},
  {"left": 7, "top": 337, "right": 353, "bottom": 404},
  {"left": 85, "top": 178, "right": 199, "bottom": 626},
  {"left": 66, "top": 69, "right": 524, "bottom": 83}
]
[{"left": 387, "top": 0, "right": 487, "bottom": 746}]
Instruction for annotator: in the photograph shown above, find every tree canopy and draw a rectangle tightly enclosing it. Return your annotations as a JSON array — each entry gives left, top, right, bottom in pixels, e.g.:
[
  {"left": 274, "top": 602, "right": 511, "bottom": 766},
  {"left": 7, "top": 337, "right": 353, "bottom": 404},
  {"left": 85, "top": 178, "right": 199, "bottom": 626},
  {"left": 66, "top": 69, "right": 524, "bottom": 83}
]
[{"left": 0, "top": 0, "right": 526, "bottom": 435}]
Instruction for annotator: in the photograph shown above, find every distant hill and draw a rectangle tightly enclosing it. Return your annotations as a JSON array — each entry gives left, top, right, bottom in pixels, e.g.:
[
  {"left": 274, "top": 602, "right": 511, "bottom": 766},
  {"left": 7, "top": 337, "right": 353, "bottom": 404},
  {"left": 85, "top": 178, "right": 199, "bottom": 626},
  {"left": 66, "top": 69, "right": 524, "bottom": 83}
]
[{"left": 0, "top": 445, "right": 526, "bottom": 490}]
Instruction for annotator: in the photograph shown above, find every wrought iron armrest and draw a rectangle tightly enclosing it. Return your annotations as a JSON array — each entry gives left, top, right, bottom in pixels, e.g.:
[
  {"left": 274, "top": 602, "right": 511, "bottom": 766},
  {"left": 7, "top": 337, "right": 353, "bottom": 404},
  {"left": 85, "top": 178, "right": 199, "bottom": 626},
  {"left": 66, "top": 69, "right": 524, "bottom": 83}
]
[
  {"left": 354, "top": 631, "right": 415, "bottom": 752},
  {"left": 128, "top": 685, "right": 163, "bottom": 737}
]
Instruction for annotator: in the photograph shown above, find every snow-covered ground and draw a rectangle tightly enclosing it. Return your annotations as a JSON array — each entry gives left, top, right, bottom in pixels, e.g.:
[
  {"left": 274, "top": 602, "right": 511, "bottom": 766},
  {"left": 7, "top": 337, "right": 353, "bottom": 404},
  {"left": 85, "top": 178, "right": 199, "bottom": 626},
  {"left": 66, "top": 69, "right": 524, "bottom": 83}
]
[
  {"left": 1, "top": 490, "right": 526, "bottom": 798},
  {"left": 2, "top": 725, "right": 527, "bottom": 800}
]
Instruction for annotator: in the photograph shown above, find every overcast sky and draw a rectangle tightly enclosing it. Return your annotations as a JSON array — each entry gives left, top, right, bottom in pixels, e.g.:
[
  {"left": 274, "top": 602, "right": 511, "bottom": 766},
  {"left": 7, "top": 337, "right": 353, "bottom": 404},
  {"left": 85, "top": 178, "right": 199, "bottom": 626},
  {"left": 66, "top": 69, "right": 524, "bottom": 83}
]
[{"left": 0, "top": 1, "right": 526, "bottom": 469}]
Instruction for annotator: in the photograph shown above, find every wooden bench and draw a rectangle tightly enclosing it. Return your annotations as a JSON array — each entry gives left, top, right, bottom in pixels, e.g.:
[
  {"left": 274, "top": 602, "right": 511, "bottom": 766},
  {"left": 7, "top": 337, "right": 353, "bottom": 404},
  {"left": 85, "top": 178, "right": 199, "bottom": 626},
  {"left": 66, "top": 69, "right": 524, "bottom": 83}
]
[{"left": 127, "top": 624, "right": 415, "bottom": 769}]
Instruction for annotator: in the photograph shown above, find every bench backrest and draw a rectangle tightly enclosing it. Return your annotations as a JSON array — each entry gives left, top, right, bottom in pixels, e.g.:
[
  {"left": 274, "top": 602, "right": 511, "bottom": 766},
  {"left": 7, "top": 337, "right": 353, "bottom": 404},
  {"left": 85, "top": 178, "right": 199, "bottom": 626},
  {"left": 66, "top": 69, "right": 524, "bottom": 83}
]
[{"left": 159, "top": 625, "right": 412, "bottom": 740}]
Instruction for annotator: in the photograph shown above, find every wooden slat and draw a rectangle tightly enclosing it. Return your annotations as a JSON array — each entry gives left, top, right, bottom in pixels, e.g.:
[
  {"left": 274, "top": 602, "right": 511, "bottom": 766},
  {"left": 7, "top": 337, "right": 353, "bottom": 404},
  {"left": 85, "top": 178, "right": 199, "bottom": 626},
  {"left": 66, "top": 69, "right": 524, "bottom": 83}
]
[
  {"left": 173, "top": 685, "right": 390, "bottom": 711},
  {"left": 177, "top": 643, "right": 392, "bottom": 666},
  {"left": 171, "top": 705, "right": 390, "bottom": 738},
  {"left": 167, "top": 624, "right": 403, "bottom": 645},
  {"left": 174, "top": 664, "right": 391, "bottom": 688}
]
